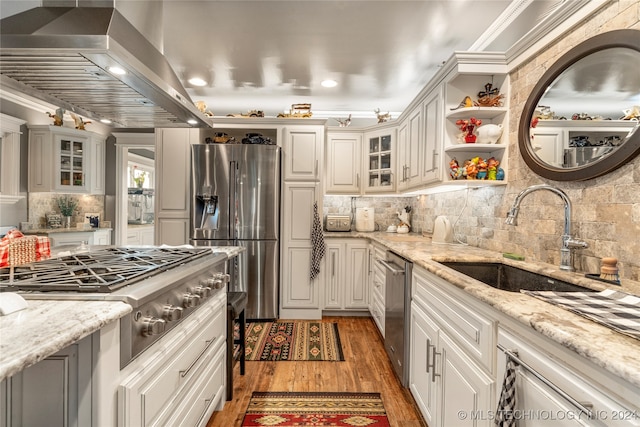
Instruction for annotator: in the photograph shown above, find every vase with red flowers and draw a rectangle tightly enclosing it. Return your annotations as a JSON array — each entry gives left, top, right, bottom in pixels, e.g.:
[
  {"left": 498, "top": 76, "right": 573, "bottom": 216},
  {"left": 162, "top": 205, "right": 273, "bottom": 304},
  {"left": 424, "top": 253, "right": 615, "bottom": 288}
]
[{"left": 456, "top": 117, "right": 482, "bottom": 143}]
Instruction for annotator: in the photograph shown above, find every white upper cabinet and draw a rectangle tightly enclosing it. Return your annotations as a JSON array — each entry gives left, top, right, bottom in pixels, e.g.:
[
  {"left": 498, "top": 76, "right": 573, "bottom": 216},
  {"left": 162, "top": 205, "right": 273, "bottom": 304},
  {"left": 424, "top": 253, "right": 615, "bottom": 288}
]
[
  {"left": 397, "top": 109, "right": 421, "bottom": 192},
  {"left": 421, "top": 87, "right": 443, "bottom": 185},
  {"left": 282, "top": 125, "right": 324, "bottom": 182},
  {"left": 325, "top": 131, "right": 362, "bottom": 194},
  {"left": 28, "top": 125, "right": 105, "bottom": 194},
  {"left": 364, "top": 127, "right": 395, "bottom": 193},
  {"left": 0, "top": 114, "right": 25, "bottom": 203}
]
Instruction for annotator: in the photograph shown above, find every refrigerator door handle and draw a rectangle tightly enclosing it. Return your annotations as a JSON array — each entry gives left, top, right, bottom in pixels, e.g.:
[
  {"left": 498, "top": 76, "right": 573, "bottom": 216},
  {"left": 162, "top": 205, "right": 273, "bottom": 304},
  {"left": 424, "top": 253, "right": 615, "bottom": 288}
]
[{"left": 229, "top": 160, "right": 237, "bottom": 239}]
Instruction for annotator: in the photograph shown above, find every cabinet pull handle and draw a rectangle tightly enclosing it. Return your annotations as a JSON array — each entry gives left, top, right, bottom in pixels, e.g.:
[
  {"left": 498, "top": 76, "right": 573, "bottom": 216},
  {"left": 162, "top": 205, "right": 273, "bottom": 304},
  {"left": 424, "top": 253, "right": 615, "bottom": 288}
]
[
  {"left": 357, "top": 173, "right": 360, "bottom": 188},
  {"left": 426, "top": 338, "right": 432, "bottom": 373},
  {"left": 180, "top": 337, "right": 216, "bottom": 378},
  {"left": 315, "top": 159, "right": 318, "bottom": 177},
  {"left": 430, "top": 344, "right": 441, "bottom": 382},
  {"left": 497, "top": 344, "right": 593, "bottom": 418},
  {"left": 332, "top": 252, "right": 336, "bottom": 277},
  {"left": 196, "top": 398, "right": 213, "bottom": 425}
]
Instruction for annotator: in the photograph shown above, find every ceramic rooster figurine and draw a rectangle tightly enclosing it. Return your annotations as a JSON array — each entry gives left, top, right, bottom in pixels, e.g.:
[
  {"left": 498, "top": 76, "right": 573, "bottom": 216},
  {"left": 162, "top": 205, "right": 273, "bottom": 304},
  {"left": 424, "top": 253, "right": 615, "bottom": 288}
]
[
  {"left": 374, "top": 108, "right": 391, "bottom": 123},
  {"left": 335, "top": 114, "right": 352, "bottom": 127}
]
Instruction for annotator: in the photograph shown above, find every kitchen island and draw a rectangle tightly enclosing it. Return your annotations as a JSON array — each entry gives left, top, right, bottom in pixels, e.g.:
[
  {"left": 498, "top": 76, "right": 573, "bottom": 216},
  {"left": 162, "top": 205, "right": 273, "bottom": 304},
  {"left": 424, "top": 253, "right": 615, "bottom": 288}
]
[{"left": 0, "top": 245, "right": 245, "bottom": 426}]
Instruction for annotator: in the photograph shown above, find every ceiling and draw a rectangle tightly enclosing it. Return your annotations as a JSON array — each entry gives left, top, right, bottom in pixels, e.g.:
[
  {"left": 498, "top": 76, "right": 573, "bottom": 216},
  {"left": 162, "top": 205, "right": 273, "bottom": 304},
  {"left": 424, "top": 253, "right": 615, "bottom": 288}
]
[
  {"left": 158, "top": 0, "right": 552, "bottom": 123},
  {"left": 1, "top": 0, "right": 565, "bottom": 126}
]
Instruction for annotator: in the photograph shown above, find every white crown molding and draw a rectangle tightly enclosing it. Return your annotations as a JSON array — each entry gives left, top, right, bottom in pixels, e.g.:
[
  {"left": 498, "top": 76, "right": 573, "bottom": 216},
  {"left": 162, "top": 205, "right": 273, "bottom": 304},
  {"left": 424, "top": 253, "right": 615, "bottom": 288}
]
[{"left": 470, "top": 0, "right": 537, "bottom": 51}]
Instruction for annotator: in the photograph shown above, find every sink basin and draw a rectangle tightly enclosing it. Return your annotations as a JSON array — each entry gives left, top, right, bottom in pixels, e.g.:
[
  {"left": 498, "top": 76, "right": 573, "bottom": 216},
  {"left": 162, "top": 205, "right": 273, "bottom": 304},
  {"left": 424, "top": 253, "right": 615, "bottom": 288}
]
[{"left": 439, "top": 262, "right": 592, "bottom": 293}]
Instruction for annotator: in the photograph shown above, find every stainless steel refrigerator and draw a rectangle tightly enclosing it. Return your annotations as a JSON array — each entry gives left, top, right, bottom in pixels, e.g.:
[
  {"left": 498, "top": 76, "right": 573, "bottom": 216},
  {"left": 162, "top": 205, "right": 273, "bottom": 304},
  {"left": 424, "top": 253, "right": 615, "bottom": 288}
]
[{"left": 190, "top": 143, "right": 280, "bottom": 320}]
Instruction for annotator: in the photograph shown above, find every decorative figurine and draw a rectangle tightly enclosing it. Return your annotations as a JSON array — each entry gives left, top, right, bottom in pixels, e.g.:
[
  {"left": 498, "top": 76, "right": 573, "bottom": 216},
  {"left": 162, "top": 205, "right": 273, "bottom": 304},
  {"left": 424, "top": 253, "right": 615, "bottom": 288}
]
[
  {"left": 475, "top": 83, "right": 504, "bottom": 107},
  {"left": 487, "top": 157, "right": 500, "bottom": 180},
  {"left": 496, "top": 167, "right": 505, "bottom": 180},
  {"left": 465, "top": 157, "right": 479, "bottom": 179},
  {"left": 228, "top": 110, "right": 265, "bottom": 118},
  {"left": 450, "top": 96, "right": 473, "bottom": 111},
  {"left": 277, "top": 104, "right": 312, "bottom": 118},
  {"left": 46, "top": 108, "right": 65, "bottom": 126},
  {"left": 374, "top": 108, "right": 391, "bottom": 123},
  {"left": 620, "top": 105, "right": 640, "bottom": 120},
  {"left": 69, "top": 112, "right": 91, "bottom": 130},
  {"left": 476, "top": 158, "right": 488, "bottom": 180},
  {"left": 456, "top": 117, "right": 482, "bottom": 143},
  {"left": 335, "top": 114, "right": 352, "bottom": 127},
  {"left": 195, "top": 100, "right": 214, "bottom": 117},
  {"left": 475, "top": 123, "right": 503, "bottom": 144},
  {"left": 449, "top": 158, "right": 463, "bottom": 180}
]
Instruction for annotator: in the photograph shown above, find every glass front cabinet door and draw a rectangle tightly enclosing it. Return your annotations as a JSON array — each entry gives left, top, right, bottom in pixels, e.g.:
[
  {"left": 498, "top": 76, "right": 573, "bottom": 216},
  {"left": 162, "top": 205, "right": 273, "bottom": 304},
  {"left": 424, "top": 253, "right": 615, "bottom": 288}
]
[
  {"left": 364, "top": 130, "right": 395, "bottom": 193},
  {"left": 29, "top": 126, "right": 95, "bottom": 193}
]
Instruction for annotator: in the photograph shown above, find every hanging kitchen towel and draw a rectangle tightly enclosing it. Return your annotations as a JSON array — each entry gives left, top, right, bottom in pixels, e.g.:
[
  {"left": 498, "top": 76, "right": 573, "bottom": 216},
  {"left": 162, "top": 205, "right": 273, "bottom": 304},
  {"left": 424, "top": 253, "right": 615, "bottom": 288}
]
[
  {"left": 495, "top": 354, "right": 518, "bottom": 426},
  {"left": 310, "top": 202, "right": 325, "bottom": 280}
]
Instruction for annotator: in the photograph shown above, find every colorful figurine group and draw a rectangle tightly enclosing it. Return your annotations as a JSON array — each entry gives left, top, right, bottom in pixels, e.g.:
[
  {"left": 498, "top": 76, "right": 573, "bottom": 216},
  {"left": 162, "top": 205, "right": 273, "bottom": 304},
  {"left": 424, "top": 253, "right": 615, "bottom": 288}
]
[{"left": 449, "top": 157, "right": 504, "bottom": 181}]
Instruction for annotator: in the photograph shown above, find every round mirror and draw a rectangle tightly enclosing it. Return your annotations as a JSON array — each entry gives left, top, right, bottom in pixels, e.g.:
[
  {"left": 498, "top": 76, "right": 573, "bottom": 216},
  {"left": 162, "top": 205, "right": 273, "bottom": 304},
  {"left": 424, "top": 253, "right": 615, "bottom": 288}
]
[{"left": 519, "top": 29, "right": 640, "bottom": 181}]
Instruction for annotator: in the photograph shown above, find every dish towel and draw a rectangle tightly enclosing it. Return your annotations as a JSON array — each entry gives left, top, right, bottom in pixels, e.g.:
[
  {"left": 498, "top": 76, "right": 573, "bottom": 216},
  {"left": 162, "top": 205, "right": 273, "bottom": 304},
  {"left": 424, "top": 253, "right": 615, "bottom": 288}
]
[
  {"left": 310, "top": 201, "right": 325, "bottom": 280},
  {"left": 495, "top": 354, "right": 518, "bottom": 426}
]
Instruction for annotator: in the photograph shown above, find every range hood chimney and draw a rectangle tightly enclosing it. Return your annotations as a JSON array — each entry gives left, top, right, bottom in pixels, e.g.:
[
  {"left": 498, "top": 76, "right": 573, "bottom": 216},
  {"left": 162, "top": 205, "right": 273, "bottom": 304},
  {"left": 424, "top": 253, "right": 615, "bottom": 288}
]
[{"left": 0, "top": 5, "right": 212, "bottom": 128}]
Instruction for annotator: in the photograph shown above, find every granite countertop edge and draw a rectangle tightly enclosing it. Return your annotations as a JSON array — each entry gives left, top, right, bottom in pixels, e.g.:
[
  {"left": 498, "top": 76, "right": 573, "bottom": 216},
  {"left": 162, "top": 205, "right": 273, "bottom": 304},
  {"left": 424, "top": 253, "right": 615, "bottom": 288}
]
[
  {"left": 324, "top": 231, "right": 640, "bottom": 388},
  {"left": 24, "top": 228, "right": 113, "bottom": 234},
  {"left": 0, "top": 300, "right": 132, "bottom": 381}
]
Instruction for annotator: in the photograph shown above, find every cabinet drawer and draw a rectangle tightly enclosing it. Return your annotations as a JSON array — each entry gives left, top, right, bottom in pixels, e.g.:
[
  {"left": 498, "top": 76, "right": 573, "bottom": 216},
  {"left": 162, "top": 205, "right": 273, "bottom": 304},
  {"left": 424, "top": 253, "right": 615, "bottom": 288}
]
[
  {"left": 371, "top": 296, "right": 385, "bottom": 336},
  {"left": 412, "top": 266, "right": 494, "bottom": 373},
  {"left": 160, "top": 343, "right": 226, "bottom": 427}
]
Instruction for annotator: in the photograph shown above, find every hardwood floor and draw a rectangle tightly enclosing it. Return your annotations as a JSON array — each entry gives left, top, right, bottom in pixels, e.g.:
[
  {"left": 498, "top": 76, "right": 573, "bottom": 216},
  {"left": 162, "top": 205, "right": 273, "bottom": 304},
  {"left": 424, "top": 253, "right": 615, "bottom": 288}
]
[{"left": 207, "top": 316, "right": 426, "bottom": 427}]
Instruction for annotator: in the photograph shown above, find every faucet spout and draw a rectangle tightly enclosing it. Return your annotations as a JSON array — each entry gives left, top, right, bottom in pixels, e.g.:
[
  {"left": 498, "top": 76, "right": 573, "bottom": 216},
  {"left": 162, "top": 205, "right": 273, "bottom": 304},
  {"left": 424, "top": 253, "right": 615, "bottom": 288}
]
[{"left": 505, "top": 184, "right": 588, "bottom": 271}]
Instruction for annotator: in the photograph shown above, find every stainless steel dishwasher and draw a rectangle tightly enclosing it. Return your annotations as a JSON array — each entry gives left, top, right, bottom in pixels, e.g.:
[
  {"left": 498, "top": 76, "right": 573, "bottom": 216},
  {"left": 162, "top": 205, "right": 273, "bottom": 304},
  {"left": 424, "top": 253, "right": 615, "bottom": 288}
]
[{"left": 379, "top": 250, "right": 413, "bottom": 387}]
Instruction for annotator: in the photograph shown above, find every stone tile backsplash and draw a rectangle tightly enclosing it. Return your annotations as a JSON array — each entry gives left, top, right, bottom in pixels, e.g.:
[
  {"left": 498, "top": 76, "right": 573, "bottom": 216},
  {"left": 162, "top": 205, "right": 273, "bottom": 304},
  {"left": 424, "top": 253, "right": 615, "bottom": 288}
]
[{"left": 28, "top": 193, "right": 104, "bottom": 229}]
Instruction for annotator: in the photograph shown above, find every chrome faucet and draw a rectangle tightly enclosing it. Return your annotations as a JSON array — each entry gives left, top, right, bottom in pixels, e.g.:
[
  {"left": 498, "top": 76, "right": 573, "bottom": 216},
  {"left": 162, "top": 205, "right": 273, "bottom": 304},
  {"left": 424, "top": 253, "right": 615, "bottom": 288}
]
[{"left": 505, "top": 184, "right": 588, "bottom": 271}]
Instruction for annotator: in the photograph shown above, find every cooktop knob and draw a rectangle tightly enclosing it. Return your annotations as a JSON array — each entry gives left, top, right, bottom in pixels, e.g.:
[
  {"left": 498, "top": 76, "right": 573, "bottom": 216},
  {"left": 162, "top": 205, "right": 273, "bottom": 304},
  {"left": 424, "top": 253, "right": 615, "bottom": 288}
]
[
  {"left": 183, "top": 293, "right": 201, "bottom": 308},
  {"left": 195, "top": 285, "right": 212, "bottom": 298},
  {"left": 205, "top": 277, "right": 225, "bottom": 290},
  {"left": 141, "top": 316, "right": 166, "bottom": 336},
  {"left": 162, "top": 304, "right": 183, "bottom": 321}
]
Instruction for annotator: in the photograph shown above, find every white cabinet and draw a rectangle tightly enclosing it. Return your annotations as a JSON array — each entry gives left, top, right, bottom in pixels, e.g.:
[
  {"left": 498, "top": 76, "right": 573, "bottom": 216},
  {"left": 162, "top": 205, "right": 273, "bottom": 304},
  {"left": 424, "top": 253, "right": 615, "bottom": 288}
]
[
  {"left": 1, "top": 334, "right": 94, "bottom": 427},
  {"left": 420, "top": 87, "right": 443, "bottom": 185},
  {"left": 0, "top": 114, "right": 25, "bottom": 203},
  {"left": 118, "top": 291, "right": 227, "bottom": 427},
  {"left": 45, "top": 229, "right": 111, "bottom": 247},
  {"left": 155, "top": 128, "right": 199, "bottom": 245},
  {"left": 325, "top": 131, "right": 362, "bottom": 194},
  {"left": 127, "top": 226, "right": 155, "bottom": 246},
  {"left": 280, "top": 182, "right": 322, "bottom": 319},
  {"left": 410, "top": 265, "right": 496, "bottom": 427},
  {"left": 364, "top": 127, "right": 395, "bottom": 193},
  {"left": 397, "top": 108, "right": 421, "bottom": 191},
  {"left": 282, "top": 125, "right": 324, "bottom": 181},
  {"left": 369, "top": 242, "right": 386, "bottom": 335},
  {"left": 28, "top": 126, "right": 105, "bottom": 194},
  {"left": 497, "top": 327, "right": 640, "bottom": 427},
  {"left": 323, "top": 238, "right": 369, "bottom": 311}
]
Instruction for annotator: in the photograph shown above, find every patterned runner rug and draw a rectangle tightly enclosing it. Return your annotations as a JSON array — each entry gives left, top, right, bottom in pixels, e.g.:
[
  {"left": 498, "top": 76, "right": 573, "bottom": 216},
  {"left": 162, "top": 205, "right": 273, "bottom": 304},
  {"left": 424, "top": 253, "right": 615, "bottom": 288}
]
[
  {"left": 245, "top": 321, "right": 344, "bottom": 361},
  {"left": 241, "top": 391, "right": 390, "bottom": 426}
]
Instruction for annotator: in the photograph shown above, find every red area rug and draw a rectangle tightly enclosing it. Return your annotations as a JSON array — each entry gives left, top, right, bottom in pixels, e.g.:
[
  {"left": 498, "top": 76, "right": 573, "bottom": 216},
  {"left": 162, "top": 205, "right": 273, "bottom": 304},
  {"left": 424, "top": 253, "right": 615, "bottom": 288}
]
[
  {"left": 241, "top": 391, "right": 391, "bottom": 426},
  {"left": 245, "top": 321, "right": 344, "bottom": 361}
]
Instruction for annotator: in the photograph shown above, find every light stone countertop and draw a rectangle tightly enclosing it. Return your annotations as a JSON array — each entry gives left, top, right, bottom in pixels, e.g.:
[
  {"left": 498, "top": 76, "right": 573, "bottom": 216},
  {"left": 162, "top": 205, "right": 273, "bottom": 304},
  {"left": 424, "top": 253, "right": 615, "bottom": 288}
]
[
  {"left": 325, "top": 231, "right": 640, "bottom": 388},
  {"left": 24, "top": 227, "right": 112, "bottom": 234},
  {"left": 0, "top": 245, "right": 243, "bottom": 381},
  {"left": 0, "top": 300, "right": 131, "bottom": 381}
]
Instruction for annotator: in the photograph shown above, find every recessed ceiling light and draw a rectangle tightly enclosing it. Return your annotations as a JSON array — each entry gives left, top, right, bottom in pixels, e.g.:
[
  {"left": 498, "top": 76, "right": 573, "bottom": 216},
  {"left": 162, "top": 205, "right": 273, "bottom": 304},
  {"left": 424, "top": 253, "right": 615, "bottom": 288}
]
[
  {"left": 99, "top": 118, "right": 112, "bottom": 124},
  {"left": 188, "top": 77, "right": 207, "bottom": 87},
  {"left": 107, "top": 66, "right": 126, "bottom": 75},
  {"left": 187, "top": 119, "right": 198, "bottom": 125},
  {"left": 321, "top": 79, "right": 338, "bottom": 88}
]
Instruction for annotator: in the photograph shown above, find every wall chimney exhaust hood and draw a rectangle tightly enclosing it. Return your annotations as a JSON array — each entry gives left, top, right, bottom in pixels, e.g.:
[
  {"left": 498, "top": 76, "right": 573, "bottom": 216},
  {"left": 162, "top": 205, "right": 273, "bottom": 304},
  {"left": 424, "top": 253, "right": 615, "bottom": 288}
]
[{"left": 0, "top": 7, "right": 212, "bottom": 128}]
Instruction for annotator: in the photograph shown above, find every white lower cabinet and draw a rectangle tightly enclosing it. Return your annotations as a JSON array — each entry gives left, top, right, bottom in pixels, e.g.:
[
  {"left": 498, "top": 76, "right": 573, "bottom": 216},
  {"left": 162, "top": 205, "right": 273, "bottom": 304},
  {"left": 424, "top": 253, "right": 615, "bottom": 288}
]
[
  {"left": 322, "top": 238, "right": 369, "bottom": 311},
  {"left": 497, "top": 326, "right": 640, "bottom": 427},
  {"left": 368, "top": 243, "right": 386, "bottom": 335},
  {"left": 118, "top": 291, "right": 227, "bottom": 427},
  {"left": 410, "top": 300, "right": 494, "bottom": 427},
  {"left": 46, "top": 229, "right": 111, "bottom": 247},
  {"left": 410, "top": 265, "right": 495, "bottom": 427},
  {"left": 126, "top": 226, "right": 154, "bottom": 246}
]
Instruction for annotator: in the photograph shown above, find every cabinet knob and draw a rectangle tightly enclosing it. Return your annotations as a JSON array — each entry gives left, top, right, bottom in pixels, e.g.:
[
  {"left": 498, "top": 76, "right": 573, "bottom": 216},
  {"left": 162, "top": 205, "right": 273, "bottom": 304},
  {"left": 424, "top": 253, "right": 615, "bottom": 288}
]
[{"left": 194, "top": 285, "right": 212, "bottom": 298}]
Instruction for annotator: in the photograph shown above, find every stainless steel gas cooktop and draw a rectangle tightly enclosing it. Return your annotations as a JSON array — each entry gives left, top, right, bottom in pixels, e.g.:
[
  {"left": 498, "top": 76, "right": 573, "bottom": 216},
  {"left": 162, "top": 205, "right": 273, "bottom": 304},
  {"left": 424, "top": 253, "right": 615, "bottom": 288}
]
[{"left": 0, "top": 247, "right": 212, "bottom": 293}]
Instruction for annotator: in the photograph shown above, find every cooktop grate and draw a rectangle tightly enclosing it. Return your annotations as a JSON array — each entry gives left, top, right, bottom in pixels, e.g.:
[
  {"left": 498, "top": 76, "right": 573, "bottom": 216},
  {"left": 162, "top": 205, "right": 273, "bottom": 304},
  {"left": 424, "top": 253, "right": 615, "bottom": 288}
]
[{"left": 0, "top": 247, "right": 212, "bottom": 292}]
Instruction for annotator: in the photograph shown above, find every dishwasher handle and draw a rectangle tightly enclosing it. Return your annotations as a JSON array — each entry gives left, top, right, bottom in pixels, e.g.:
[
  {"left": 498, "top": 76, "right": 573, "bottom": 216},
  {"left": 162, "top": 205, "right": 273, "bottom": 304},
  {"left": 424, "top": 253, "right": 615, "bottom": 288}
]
[{"left": 378, "top": 259, "right": 406, "bottom": 276}]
